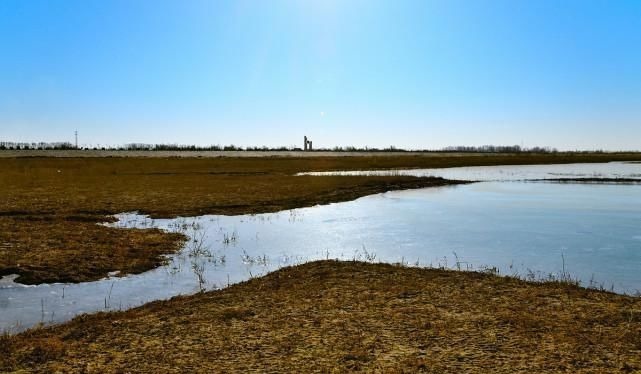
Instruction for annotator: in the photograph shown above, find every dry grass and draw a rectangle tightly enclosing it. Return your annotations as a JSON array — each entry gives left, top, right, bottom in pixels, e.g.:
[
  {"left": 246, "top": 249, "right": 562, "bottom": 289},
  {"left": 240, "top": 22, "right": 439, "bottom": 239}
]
[
  {"left": 1, "top": 153, "right": 639, "bottom": 284},
  {"left": 2, "top": 261, "right": 640, "bottom": 373},
  {"left": 0, "top": 156, "right": 467, "bottom": 284},
  {"left": 0, "top": 217, "right": 186, "bottom": 284}
]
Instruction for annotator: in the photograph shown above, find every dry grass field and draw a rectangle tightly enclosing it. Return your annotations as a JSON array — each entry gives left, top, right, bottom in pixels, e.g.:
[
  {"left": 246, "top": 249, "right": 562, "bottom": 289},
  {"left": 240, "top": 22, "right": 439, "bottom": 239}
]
[
  {"left": 2, "top": 153, "right": 641, "bottom": 372},
  {"left": 2, "top": 152, "right": 641, "bottom": 284},
  {"left": 0, "top": 156, "right": 467, "bottom": 284},
  {"left": 2, "top": 261, "right": 640, "bottom": 373}
]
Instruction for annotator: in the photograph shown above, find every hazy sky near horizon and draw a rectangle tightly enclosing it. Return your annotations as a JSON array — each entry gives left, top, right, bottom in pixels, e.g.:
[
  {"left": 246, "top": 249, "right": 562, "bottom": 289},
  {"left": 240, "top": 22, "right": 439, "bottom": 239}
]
[{"left": 1, "top": 0, "right": 640, "bottom": 150}]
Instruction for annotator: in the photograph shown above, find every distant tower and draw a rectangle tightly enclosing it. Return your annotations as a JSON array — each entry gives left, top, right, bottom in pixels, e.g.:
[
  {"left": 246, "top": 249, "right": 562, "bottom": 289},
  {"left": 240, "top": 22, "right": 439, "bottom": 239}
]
[
  {"left": 75, "top": 130, "right": 78, "bottom": 149},
  {"left": 309, "top": 141, "right": 312, "bottom": 151},
  {"left": 304, "top": 136, "right": 308, "bottom": 151}
]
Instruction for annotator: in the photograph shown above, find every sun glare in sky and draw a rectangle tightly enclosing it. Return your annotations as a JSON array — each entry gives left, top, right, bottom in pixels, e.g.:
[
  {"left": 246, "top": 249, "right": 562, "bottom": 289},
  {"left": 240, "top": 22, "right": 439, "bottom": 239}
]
[{"left": 1, "top": 0, "right": 640, "bottom": 150}]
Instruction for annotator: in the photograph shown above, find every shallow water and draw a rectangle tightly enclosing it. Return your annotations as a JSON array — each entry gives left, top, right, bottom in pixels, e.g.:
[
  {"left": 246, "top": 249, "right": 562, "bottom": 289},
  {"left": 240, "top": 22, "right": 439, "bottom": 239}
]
[
  {"left": 2, "top": 165, "right": 641, "bottom": 332},
  {"left": 298, "top": 161, "right": 641, "bottom": 181}
]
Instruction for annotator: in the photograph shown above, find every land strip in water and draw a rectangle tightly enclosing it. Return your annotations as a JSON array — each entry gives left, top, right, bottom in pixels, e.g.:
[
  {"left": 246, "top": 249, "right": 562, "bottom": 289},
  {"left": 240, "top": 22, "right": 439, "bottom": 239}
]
[
  {"left": 535, "top": 177, "right": 641, "bottom": 184},
  {"left": 1, "top": 152, "right": 640, "bottom": 284},
  {"left": 0, "top": 157, "right": 464, "bottom": 284},
  {"left": 2, "top": 260, "right": 640, "bottom": 373}
]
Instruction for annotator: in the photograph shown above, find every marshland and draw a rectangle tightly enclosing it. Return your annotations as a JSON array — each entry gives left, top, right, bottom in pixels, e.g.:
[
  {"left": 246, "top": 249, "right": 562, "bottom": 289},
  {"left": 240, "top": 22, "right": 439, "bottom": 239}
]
[
  {"left": 4, "top": 1, "right": 641, "bottom": 371},
  {"left": 2, "top": 152, "right": 641, "bottom": 372}
]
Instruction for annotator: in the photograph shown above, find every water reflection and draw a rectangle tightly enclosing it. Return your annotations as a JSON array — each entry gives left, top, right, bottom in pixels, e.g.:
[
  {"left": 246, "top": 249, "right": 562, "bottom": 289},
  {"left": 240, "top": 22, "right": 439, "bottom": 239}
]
[
  {"left": 2, "top": 180, "right": 641, "bottom": 333},
  {"left": 298, "top": 161, "right": 641, "bottom": 181}
]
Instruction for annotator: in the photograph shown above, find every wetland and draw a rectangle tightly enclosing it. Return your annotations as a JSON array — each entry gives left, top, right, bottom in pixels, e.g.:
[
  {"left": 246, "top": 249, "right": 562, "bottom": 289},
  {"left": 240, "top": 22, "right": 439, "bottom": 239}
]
[{"left": 2, "top": 152, "right": 641, "bottom": 373}]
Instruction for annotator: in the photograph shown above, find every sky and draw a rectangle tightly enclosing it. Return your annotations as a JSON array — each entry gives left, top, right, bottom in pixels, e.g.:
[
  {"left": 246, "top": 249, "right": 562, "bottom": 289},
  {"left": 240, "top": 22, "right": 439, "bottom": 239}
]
[{"left": 1, "top": 0, "right": 640, "bottom": 150}]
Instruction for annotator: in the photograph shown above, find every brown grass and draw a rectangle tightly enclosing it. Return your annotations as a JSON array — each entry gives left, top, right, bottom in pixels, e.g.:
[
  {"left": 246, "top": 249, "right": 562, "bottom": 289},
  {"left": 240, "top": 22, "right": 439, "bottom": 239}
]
[
  {"left": 2, "top": 261, "right": 640, "bottom": 373},
  {"left": 0, "top": 157, "right": 469, "bottom": 284},
  {"left": 0, "top": 217, "right": 186, "bottom": 284},
  {"left": 1, "top": 153, "right": 639, "bottom": 284}
]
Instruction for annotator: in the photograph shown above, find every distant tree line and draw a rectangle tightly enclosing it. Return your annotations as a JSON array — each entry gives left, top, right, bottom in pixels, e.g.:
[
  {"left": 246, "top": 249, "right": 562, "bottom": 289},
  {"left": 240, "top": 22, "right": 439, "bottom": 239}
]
[
  {"left": 440, "top": 145, "right": 558, "bottom": 153},
  {"left": 122, "top": 144, "right": 301, "bottom": 151},
  {"left": 294, "top": 145, "right": 562, "bottom": 153},
  {"left": 0, "top": 141, "right": 75, "bottom": 150},
  {"left": 0, "top": 141, "right": 623, "bottom": 153}
]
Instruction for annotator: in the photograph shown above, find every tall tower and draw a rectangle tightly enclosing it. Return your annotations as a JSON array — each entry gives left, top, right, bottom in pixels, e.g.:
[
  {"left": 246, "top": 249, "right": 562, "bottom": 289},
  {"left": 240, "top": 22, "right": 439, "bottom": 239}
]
[
  {"left": 304, "top": 136, "right": 308, "bottom": 151},
  {"left": 75, "top": 131, "right": 78, "bottom": 149}
]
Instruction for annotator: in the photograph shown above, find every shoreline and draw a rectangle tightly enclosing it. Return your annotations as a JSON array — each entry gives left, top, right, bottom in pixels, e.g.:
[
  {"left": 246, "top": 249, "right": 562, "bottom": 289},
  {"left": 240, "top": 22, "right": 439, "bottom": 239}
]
[
  {"left": 2, "top": 156, "right": 641, "bottom": 372},
  {"left": 3, "top": 260, "right": 640, "bottom": 372},
  {"left": 1, "top": 172, "right": 464, "bottom": 285}
]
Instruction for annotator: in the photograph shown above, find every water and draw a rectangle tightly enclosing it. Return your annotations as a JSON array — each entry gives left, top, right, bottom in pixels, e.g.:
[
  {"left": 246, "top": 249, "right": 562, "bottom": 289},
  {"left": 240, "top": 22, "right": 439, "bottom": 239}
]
[
  {"left": 298, "top": 161, "right": 641, "bottom": 181},
  {"left": 2, "top": 163, "right": 641, "bottom": 332}
]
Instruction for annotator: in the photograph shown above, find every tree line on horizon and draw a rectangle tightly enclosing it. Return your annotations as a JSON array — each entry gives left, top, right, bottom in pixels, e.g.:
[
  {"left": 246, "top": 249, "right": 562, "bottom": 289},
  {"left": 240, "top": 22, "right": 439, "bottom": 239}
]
[{"left": 0, "top": 141, "right": 623, "bottom": 154}]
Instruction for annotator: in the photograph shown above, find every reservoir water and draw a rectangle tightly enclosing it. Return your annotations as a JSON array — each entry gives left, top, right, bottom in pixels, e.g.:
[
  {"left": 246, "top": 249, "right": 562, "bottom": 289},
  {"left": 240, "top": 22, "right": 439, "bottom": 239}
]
[
  {"left": 299, "top": 161, "right": 641, "bottom": 181},
  {"left": 1, "top": 163, "right": 640, "bottom": 332}
]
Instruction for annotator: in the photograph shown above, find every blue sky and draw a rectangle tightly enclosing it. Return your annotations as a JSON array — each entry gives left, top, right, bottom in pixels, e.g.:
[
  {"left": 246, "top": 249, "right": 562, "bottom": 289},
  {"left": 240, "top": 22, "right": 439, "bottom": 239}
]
[{"left": 1, "top": 0, "right": 640, "bottom": 150}]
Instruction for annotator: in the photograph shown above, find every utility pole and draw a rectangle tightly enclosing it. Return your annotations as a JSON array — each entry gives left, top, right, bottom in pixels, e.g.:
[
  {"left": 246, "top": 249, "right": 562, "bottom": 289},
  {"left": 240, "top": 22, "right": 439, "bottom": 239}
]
[{"left": 75, "top": 131, "right": 78, "bottom": 149}]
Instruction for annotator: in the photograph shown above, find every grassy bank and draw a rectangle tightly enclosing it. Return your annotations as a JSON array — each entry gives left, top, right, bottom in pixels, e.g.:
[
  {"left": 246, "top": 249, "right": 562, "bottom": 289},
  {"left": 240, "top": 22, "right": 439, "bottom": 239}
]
[
  {"left": 2, "top": 261, "right": 640, "bottom": 373},
  {"left": 0, "top": 156, "right": 468, "bottom": 284},
  {"left": 0, "top": 218, "right": 187, "bottom": 284},
  {"left": 1, "top": 153, "right": 639, "bottom": 284}
]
